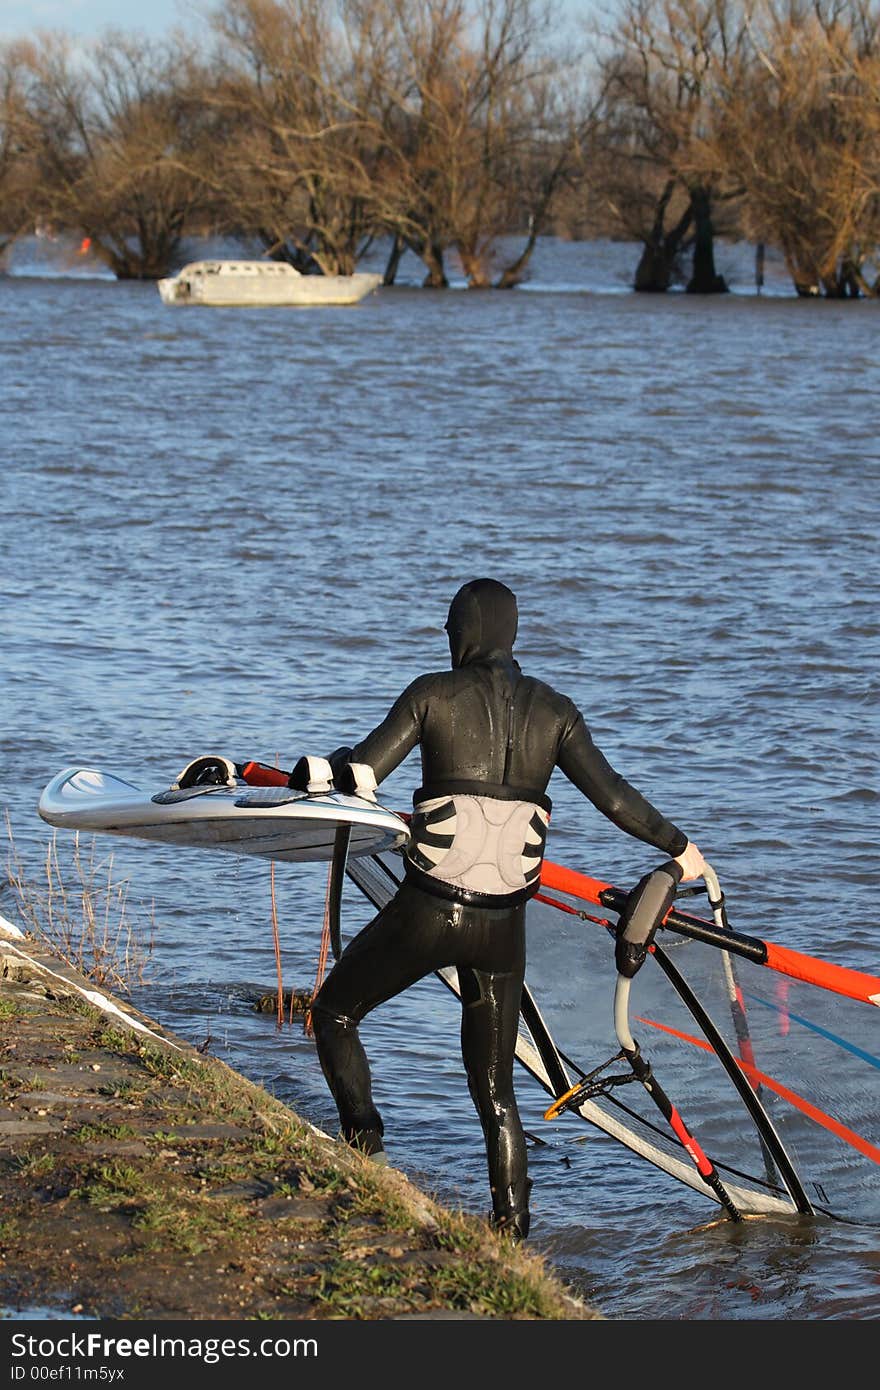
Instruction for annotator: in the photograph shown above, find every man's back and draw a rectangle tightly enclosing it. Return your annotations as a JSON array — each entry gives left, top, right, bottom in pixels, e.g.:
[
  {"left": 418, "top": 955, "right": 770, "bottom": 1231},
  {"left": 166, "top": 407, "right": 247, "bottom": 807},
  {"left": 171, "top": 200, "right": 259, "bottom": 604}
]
[
  {"left": 361, "top": 659, "right": 578, "bottom": 800},
  {"left": 341, "top": 581, "right": 685, "bottom": 905}
]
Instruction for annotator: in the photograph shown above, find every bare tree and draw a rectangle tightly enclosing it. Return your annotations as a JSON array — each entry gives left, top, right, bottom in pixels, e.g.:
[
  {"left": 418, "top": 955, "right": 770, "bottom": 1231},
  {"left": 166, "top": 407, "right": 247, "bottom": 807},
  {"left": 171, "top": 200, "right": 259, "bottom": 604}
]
[
  {"left": 206, "top": 0, "right": 580, "bottom": 288},
  {"left": 206, "top": 0, "right": 391, "bottom": 274},
  {"left": 0, "top": 41, "right": 38, "bottom": 262},
  {"left": 714, "top": 0, "right": 880, "bottom": 296},
  {"left": 361, "top": 0, "right": 583, "bottom": 289},
  {"left": 589, "top": 0, "right": 749, "bottom": 293},
  {"left": 454, "top": 0, "right": 587, "bottom": 288},
  {"left": 25, "top": 30, "right": 218, "bottom": 279}
]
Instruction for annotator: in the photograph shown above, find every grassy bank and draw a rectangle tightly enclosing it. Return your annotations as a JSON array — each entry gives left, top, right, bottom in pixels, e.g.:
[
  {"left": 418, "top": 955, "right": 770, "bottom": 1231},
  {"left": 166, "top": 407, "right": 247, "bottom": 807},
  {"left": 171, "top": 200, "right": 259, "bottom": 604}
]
[{"left": 0, "top": 926, "right": 599, "bottom": 1321}]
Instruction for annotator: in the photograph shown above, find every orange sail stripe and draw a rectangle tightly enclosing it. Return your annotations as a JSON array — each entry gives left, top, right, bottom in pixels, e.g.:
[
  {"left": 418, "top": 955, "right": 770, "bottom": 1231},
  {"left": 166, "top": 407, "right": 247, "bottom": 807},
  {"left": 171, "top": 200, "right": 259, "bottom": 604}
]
[
  {"left": 765, "top": 942, "right": 880, "bottom": 1010},
  {"left": 636, "top": 1014, "right": 880, "bottom": 1166}
]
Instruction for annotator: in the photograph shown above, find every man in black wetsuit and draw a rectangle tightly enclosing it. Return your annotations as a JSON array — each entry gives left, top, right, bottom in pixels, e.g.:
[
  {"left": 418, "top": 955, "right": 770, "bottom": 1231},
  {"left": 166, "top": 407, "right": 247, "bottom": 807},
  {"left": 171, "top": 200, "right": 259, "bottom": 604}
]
[{"left": 305, "top": 578, "right": 706, "bottom": 1242}]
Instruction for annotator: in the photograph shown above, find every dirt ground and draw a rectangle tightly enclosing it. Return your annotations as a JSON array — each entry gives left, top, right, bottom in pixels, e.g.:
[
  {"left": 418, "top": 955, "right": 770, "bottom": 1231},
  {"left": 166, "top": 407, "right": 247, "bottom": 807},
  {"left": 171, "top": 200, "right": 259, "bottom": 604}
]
[{"left": 0, "top": 925, "right": 599, "bottom": 1322}]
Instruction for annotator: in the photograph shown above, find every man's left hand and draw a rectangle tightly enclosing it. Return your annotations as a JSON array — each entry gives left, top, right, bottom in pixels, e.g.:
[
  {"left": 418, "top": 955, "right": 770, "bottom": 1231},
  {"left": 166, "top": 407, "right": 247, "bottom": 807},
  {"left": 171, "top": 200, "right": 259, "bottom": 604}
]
[{"left": 674, "top": 840, "right": 707, "bottom": 882}]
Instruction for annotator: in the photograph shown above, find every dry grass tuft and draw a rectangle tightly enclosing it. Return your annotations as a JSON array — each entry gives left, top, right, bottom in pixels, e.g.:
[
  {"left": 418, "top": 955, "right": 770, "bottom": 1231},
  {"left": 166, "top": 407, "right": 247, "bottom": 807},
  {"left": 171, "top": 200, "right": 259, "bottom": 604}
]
[{"left": 4, "top": 814, "right": 156, "bottom": 993}]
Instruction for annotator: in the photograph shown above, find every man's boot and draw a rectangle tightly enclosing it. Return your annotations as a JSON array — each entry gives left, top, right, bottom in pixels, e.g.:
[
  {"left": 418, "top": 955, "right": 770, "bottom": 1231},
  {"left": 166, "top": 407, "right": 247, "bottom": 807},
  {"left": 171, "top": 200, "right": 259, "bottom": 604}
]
[{"left": 490, "top": 1178, "right": 532, "bottom": 1243}]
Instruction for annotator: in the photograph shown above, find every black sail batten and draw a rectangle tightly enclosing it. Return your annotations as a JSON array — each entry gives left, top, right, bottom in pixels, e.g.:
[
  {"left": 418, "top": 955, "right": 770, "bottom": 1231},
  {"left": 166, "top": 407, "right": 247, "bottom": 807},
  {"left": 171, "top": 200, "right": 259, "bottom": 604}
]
[
  {"left": 650, "top": 940, "right": 814, "bottom": 1214},
  {"left": 517, "top": 986, "right": 572, "bottom": 1098}
]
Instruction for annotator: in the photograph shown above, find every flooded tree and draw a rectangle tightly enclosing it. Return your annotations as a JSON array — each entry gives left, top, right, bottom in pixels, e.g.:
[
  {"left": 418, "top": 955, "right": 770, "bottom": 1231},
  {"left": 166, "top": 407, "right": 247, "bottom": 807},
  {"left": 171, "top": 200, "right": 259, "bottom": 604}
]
[
  {"left": 5, "top": 0, "right": 880, "bottom": 299},
  {"left": 369, "top": 0, "right": 583, "bottom": 289},
  {"left": 713, "top": 0, "right": 880, "bottom": 297},
  {"left": 0, "top": 43, "right": 38, "bottom": 262},
  {"left": 23, "top": 31, "right": 218, "bottom": 280},
  {"left": 206, "top": 0, "right": 581, "bottom": 289},
  {"left": 589, "top": 0, "right": 748, "bottom": 293},
  {"left": 375, "top": 0, "right": 581, "bottom": 287},
  {"left": 205, "top": 0, "right": 388, "bottom": 276}
]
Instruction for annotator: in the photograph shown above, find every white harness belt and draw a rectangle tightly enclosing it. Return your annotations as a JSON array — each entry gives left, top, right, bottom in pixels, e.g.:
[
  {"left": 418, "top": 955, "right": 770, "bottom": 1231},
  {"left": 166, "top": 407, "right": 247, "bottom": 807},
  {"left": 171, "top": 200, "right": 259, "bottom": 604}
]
[{"left": 407, "top": 794, "right": 549, "bottom": 898}]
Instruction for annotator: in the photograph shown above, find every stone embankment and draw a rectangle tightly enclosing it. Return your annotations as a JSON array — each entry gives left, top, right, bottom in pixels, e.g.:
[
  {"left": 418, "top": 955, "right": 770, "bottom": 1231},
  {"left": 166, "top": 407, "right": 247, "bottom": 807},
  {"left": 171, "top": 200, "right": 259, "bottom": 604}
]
[{"left": 0, "top": 916, "right": 600, "bottom": 1322}]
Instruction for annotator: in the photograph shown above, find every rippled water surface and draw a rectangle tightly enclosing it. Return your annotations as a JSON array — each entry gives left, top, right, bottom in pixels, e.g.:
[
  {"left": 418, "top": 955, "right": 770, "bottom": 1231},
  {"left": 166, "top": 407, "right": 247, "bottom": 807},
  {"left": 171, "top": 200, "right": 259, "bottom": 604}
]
[{"left": 2, "top": 239, "right": 879, "bottom": 1321}]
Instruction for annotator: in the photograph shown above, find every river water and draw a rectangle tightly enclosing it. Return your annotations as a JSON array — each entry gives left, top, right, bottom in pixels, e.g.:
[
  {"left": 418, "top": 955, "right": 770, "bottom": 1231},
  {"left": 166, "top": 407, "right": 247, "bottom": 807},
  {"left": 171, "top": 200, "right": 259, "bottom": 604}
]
[{"left": 2, "top": 236, "right": 878, "bottom": 1322}]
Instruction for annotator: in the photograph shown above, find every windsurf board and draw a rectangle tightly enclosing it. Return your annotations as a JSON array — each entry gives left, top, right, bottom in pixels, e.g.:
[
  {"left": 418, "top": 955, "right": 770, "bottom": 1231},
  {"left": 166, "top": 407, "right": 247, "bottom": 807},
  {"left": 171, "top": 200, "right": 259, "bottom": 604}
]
[{"left": 38, "top": 767, "right": 410, "bottom": 863}]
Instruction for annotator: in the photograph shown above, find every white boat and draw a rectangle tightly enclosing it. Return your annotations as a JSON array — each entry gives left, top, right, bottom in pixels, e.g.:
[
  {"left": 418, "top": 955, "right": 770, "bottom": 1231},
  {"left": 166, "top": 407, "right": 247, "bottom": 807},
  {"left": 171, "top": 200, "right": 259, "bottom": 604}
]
[{"left": 157, "top": 259, "right": 382, "bottom": 307}]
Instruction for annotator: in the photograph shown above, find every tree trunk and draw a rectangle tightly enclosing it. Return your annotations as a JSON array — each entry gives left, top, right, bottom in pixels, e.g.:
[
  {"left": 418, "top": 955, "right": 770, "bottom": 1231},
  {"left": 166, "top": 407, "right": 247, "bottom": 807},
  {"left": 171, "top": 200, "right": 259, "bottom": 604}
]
[
  {"left": 634, "top": 242, "right": 674, "bottom": 292},
  {"left": 258, "top": 230, "right": 322, "bottom": 275},
  {"left": 382, "top": 234, "right": 406, "bottom": 285},
  {"left": 755, "top": 243, "right": 765, "bottom": 294},
  {"left": 633, "top": 180, "right": 693, "bottom": 293},
  {"left": 458, "top": 246, "right": 491, "bottom": 288},
  {"left": 422, "top": 246, "right": 449, "bottom": 288},
  {"left": 495, "top": 221, "right": 539, "bottom": 289},
  {"left": 685, "top": 187, "right": 727, "bottom": 294},
  {"left": 99, "top": 241, "right": 180, "bottom": 280},
  {"left": 406, "top": 236, "right": 448, "bottom": 288},
  {"left": 820, "top": 261, "right": 863, "bottom": 299},
  {"left": 781, "top": 242, "right": 820, "bottom": 296}
]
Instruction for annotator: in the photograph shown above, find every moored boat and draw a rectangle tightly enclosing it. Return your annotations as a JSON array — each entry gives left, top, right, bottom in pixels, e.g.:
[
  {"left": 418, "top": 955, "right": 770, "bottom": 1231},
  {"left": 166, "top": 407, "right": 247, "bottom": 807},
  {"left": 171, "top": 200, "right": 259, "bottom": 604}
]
[{"left": 157, "top": 259, "right": 382, "bottom": 307}]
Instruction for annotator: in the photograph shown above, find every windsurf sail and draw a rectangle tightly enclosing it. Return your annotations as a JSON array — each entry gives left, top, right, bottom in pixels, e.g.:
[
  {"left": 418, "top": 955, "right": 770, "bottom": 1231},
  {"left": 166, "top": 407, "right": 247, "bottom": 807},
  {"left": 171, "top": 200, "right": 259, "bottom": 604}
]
[
  {"left": 535, "top": 858, "right": 880, "bottom": 1226},
  {"left": 345, "top": 849, "right": 880, "bottom": 1225}
]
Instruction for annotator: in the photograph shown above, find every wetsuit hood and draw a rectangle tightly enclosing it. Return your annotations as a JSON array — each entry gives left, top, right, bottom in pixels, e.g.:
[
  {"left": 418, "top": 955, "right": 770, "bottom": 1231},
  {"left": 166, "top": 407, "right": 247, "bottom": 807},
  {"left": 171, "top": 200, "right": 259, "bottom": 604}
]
[{"left": 445, "top": 579, "right": 518, "bottom": 668}]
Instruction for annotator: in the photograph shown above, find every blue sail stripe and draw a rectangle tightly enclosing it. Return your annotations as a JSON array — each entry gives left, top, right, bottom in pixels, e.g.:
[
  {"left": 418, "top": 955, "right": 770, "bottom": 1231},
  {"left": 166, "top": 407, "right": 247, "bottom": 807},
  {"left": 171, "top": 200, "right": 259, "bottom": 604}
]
[{"left": 743, "top": 990, "right": 880, "bottom": 1069}]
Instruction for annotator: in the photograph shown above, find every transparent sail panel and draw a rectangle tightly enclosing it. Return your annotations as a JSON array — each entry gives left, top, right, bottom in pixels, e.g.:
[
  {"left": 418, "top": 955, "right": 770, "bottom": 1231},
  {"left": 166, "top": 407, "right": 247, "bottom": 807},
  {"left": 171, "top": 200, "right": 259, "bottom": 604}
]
[{"left": 528, "top": 886, "right": 880, "bottom": 1225}]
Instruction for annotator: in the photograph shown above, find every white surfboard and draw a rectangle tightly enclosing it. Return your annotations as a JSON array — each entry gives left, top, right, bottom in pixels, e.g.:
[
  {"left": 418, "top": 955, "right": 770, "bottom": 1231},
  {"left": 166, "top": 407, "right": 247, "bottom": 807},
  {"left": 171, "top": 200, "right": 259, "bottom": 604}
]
[{"left": 38, "top": 768, "right": 410, "bottom": 863}]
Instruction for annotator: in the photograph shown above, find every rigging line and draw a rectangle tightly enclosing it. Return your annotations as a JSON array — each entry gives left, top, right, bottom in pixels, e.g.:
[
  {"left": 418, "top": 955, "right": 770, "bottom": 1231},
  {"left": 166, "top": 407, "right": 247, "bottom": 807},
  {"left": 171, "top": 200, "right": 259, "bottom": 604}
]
[
  {"left": 533, "top": 1034, "right": 794, "bottom": 1197},
  {"left": 549, "top": 857, "right": 740, "bottom": 1221},
  {"left": 637, "top": 1015, "right": 880, "bottom": 1167},
  {"left": 544, "top": 1017, "right": 746, "bottom": 1219},
  {"left": 532, "top": 890, "right": 799, "bottom": 1200},
  {"left": 564, "top": 1074, "right": 792, "bottom": 1195},
  {"left": 741, "top": 990, "right": 880, "bottom": 1069},
  {"left": 541, "top": 856, "right": 810, "bottom": 1210},
  {"left": 514, "top": 1016, "right": 779, "bottom": 1190},
  {"left": 533, "top": 1005, "right": 788, "bottom": 1194},
  {"left": 269, "top": 858, "right": 284, "bottom": 1030},
  {"left": 305, "top": 857, "right": 334, "bottom": 1036},
  {"left": 349, "top": 853, "right": 794, "bottom": 1211}
]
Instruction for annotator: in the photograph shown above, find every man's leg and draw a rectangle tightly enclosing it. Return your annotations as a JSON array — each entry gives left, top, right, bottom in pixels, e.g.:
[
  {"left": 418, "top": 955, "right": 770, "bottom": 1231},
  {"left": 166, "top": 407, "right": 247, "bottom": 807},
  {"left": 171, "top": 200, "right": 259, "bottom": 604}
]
[
  {"left": 309, "top": 1001, "right": 386, "bottom": 1157},
  {"left": 458, "top": 962, "right": 530, "bottom": 1241},
  {"left": 310, "top": 881, "right": 453, "bottom": 1160}
]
